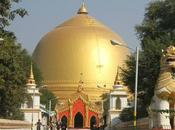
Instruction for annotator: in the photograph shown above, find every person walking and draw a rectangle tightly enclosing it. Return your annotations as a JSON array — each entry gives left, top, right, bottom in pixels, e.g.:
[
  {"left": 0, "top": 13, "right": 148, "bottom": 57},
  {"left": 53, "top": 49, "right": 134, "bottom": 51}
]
[
  {"left": 50, "top": 121, "right": 53, "bottom": 130},
  {"left": 56, "top": 120, "right": 62, "bottom": 130},
  {"left": 36, "top": 119, "right": 42, "bottom": 130}
]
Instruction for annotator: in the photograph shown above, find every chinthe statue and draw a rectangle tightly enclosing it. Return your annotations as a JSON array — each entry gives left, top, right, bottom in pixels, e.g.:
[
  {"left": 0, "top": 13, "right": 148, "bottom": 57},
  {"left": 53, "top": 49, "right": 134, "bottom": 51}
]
[{"left": 150, "top": 46, "right": 175, "bottom": 129}]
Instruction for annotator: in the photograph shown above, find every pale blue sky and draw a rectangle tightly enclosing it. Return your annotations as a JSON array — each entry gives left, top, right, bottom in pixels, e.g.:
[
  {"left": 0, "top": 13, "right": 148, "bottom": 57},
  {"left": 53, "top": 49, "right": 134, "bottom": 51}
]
[{"left": 8, "top": 0, "right": 151, "bottom": 54}]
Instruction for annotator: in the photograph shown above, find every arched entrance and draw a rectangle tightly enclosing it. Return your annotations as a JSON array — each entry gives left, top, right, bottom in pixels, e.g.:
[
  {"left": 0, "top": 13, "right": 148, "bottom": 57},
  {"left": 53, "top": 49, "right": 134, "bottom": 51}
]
[
  {"left": 116, "top": 96, "right": 121, "bottom": 109},
  {"left": 61, "top": 116, "right": 68, "bottom": 125},
  {"left": 90, "top": 116, "right": 97, "bottom": 128},
  {"left": 74, "top": 112, "right": 83, "bottom": 128}
]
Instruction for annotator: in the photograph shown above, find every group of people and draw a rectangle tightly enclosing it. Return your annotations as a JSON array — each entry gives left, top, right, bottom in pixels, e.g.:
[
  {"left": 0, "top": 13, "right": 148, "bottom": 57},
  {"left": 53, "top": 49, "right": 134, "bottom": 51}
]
[
  {"left": 36, "top": 119, "right": 104, "bottom": 130},
  {"left": 36, "top": 119, "right": 67, "bottom": 130}
]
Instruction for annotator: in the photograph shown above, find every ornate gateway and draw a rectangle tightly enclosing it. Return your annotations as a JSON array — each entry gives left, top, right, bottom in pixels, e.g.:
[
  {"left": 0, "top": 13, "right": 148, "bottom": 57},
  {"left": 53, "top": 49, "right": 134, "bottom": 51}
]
[{"left": 56, "top": 80, "right": 102, "bottom": 128}]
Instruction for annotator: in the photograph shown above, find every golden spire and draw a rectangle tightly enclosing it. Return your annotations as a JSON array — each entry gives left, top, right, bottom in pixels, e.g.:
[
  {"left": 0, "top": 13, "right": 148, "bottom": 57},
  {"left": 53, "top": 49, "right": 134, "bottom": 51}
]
[
  {"left": 114, "top": 66, "right": 122, "bottom": 85},
  {"left": 29, "top": 63, "right": 34, "bottom": 79},
  {"left": 27, "top": 62, "right": 36, "bottom": 86},
  {"left": 77, "top": 2, "right": 88, "bottom": 14}
]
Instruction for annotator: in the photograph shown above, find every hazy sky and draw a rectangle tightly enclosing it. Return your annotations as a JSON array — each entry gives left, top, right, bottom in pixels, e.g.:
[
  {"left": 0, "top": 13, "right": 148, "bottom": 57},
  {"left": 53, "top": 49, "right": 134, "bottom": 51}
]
[{"left": 8, "top": 0, "right": 151, "bottom": 54}]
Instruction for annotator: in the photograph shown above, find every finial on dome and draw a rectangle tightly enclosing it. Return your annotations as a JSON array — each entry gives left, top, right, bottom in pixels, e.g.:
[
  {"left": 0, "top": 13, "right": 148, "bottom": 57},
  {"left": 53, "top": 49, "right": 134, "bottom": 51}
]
[{"left": 77, "top": 1, "right": 88, "bottom": 14}]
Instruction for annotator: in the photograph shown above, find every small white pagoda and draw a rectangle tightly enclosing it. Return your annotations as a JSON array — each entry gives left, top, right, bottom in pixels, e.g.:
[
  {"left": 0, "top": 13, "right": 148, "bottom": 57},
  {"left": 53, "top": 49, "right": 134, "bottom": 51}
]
[
  {"left": 106, "top": 68, "right": 130, "bottom": 129},
  {"left": 21, "top": 64, "right": 41, "bottom": 128}
]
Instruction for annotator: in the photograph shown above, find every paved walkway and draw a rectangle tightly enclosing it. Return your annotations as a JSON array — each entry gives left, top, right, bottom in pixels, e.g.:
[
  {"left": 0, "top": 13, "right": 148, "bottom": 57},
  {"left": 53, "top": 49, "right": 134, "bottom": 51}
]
[{"left": 68, "top": 128, "right": 90, "bottom": 130}]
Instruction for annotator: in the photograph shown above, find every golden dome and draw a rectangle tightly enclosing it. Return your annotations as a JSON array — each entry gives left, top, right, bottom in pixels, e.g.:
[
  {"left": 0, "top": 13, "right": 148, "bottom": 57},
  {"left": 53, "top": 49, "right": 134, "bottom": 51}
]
[{"left": 33, "top": 4, "right": 129, "bottom": 99}]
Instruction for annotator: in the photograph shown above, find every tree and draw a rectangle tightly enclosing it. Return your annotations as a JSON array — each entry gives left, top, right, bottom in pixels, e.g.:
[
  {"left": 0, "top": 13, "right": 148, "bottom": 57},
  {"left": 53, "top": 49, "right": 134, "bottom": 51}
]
[
  {"left": 120, "top": 0, "right": 175, "bottom": 121},
  {"left": 0, "top": 32, "right": 30, "bottom": 119},
  {"left": 0, "top": 32, "right": 57, "bottom": 120},
  {"left": 0, "top": 0, "right": 29, "bottom": 119},
  {"left": 40, "top": 88, "right": 57, "bottom": 111},
  {"left": 0, "top": 1, "right": 57, "bottom": 119},
  {"left": 0, "top": 0, "right": 27, "bottom": 29}
]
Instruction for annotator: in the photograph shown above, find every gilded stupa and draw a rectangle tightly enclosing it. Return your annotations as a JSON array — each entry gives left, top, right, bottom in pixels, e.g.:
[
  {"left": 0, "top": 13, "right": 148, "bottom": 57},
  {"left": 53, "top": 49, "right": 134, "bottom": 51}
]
[{"left": 33, "top": 3, "right": 129, "bottom": 100}]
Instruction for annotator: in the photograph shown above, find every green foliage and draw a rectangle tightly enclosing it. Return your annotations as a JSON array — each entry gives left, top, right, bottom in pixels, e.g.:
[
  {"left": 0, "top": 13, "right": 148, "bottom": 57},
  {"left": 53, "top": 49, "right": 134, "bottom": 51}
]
[
  {"left": 120, "top": 107, "right": 134, "bottom": 122},
  {"left": 40, "top": 88, "right": 57, "bottom": 111},
  {"left": 121, "top": 0, "right": 175, "bottom": 120},
  {"left": 120, "top": 95, "right": 148, "bottom": 122},
  {"left": 0, "top": 0, "right": 28, "bottom": 28},
  {"left": 0, "top": 30, "right": 55, "bottom": 119},
  {"left": 120, "top": 106, "right": 148, "bottom": 122},
  {"left": 0, "top": 0, "right": 53, "bottom": 120},
  {"left": 0, "top": 30, "right": 53, "bottom": 119},
  {"left": 33, "top": 62, "right": 43, "bottom": 87},
  {"left": 0, "top": 0, "right": 29, "bottom": 119},
  {"left": 0, "top": 31, "right": 29, "bottom": 119}
]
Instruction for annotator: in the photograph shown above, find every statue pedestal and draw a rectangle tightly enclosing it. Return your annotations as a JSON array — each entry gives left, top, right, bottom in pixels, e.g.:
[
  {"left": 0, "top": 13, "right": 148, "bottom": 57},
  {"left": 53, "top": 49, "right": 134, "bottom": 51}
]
[{"left": 157, "top": 98, "right": 171, "bottom": 129}]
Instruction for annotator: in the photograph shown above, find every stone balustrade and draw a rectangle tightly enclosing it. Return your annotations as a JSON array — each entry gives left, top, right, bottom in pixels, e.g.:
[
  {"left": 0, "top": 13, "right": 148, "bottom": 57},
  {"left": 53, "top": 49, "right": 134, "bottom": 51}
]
[
  {"left": 0, "top": 119, "right": 31, "bottom": 130},
  {"left": 113, "top": 118, "right": 149, "bottom": 130}
]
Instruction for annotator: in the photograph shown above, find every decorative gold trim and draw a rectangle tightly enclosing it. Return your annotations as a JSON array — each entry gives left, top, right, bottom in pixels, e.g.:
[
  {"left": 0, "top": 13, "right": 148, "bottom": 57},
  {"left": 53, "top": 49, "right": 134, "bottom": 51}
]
[{"left": 21, "top": 108, "right": 40, "bottom": 112}]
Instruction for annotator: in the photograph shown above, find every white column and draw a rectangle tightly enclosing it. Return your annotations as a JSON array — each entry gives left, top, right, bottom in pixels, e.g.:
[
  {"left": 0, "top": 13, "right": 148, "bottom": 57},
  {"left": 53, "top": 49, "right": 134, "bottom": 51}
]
[
  {"left": 109, "top": 94, "right": 111, "bottom": 109},
  {"left": 108, "top": 94, "right": 112, "bottom": 128}
]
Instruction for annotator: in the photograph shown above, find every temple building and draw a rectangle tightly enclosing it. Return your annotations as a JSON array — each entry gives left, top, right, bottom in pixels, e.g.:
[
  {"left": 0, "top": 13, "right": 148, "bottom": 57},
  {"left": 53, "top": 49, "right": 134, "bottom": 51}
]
[{"left": 33, "top": 3, "right": 130, "bottom": 128}]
